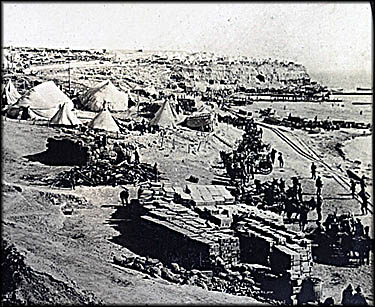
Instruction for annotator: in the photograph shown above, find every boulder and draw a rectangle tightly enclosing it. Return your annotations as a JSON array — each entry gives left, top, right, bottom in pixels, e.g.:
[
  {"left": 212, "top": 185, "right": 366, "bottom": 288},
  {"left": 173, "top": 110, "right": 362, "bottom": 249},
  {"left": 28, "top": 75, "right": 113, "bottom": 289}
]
[
  {"left": 149, "top": 266, "right": 162, "bottom": 278},
  {"left": 170, "top": 262, "right": 180, "bottom": 273}
]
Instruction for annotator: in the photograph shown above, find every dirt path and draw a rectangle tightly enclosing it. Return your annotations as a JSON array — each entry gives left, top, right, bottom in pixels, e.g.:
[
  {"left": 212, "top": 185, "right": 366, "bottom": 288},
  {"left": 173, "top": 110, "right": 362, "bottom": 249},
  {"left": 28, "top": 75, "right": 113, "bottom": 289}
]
[
  {"left": 255, "top": 122, "right": 373, "bottom": 304},
  {"left": 258, "top": 121, "right": 372, "bottom": 214}
]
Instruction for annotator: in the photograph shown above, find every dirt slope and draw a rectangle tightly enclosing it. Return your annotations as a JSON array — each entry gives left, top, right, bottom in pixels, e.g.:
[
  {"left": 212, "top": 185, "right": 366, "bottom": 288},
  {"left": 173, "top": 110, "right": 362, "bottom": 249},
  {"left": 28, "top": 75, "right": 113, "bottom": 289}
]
[{"left": 1, "top": 119, "right": 262, "bottom": 305}]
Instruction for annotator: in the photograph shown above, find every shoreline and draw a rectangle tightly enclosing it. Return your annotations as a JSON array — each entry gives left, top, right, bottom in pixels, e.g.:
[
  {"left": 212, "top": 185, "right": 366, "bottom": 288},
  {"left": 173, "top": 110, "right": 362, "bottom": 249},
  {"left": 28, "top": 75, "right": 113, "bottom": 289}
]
[{"left": 335, "top": 132, "right": 372, "bottom": 162}]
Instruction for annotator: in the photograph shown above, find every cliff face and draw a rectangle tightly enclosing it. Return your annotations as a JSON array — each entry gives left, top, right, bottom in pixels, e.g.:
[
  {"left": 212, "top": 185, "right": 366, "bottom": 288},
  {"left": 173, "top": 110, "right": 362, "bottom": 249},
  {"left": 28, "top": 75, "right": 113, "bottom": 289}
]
[{"left": 170, "top": 55, "right": 319, "bottom": 92}]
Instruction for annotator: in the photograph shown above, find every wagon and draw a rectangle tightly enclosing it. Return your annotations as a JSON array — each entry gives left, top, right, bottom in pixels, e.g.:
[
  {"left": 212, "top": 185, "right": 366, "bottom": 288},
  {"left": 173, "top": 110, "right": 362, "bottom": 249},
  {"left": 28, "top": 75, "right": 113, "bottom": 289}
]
[{"left": 254, "top": 153, "right": 273, "bottom": 175}]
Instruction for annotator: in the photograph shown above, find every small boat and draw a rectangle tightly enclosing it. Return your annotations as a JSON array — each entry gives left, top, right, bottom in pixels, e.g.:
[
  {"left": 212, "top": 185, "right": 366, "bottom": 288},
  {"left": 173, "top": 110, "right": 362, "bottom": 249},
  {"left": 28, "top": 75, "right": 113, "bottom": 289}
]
[
  {"left": 352, "top": 101, "right": 372, "bottom": 105},
  {"left": 325, "top": 98, "right": 343, "bottom": 102},
  {"left": 308, "top": 127, "right": 322, "bottom": 134},
  {"left": 259, "top": 108, "right": 276, "bottom": 117}
]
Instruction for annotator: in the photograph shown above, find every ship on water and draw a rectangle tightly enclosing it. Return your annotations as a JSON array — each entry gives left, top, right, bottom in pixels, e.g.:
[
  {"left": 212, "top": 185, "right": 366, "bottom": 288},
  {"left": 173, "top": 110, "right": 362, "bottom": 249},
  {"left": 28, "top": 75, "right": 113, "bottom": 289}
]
[{"left": 356, "top": 87, "right": 372, "bottom": 92}]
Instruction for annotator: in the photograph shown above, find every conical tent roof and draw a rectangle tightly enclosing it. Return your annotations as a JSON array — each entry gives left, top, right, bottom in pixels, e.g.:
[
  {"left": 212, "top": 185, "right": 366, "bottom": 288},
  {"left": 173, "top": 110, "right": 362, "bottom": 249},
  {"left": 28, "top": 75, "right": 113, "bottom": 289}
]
[
  {"left": 14, "top": 81, "right": 73, "bottom": 110},
  {"left": 2, "top": 80, "right": 21, "bottom": 105},
  {"left": 50, "top": 103, "right": 82, "bottom": 126},
  {"left": 87, "top": 102, "right": 120, "bottom": 133},
  {"left": 149, "top": 99, "right": 178, "bottom": 128},
  {"left": 80, "top": 80, "right": 128, "bottom": 112}
]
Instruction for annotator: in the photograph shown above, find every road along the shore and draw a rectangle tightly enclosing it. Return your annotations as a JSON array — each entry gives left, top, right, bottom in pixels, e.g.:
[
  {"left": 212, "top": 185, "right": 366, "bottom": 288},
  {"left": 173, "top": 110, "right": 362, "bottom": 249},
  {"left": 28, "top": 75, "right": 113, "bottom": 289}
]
[{"left": 257, "top": 121, "right": 372, "bottom": 215}]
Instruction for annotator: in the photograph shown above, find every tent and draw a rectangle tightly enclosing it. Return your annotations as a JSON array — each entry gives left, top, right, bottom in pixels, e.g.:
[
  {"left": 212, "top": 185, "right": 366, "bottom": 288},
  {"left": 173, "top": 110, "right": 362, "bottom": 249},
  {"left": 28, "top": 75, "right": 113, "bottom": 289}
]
[
  {"left": 50, "top": 102, "right": 82, "bottom": 126},
  {"left": 87, "top": 102, "right": 120, "bottom": 133},
  {"left": 80, "top": 80, "right": 128, "bottom": 112},
  {"left": 2, "top": 80, "right": 21, "bottom": 105},
  {"left": 9, "top": 81, "right": 74, "bottom": 120},
  {"left": 14, "top": 81, "right": 73, "bottom": 110},
  {"left": 149, "top": 98, "right": 179, "bottom": 128}
]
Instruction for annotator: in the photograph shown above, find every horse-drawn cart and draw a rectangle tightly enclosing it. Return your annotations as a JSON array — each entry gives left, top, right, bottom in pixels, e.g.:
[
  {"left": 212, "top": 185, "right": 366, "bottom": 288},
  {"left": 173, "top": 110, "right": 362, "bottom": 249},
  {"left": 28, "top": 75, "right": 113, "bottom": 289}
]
[{"left": 307, "top": 213, "right": 372, "bottom": 266}]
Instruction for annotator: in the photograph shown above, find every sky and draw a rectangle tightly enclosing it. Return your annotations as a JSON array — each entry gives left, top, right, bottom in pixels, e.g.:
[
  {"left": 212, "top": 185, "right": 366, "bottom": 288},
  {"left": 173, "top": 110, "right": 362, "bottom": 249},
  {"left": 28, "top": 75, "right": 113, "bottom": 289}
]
[{"left": 2, "top": 2, "right": 373, "bottom": 78}]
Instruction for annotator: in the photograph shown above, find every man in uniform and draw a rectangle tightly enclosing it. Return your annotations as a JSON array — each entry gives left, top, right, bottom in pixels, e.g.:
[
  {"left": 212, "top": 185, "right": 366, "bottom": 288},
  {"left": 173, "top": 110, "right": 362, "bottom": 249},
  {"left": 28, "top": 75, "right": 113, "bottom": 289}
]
[
  {"left": 360, "top": 175, "right": 366, "bottom": 192},
  {"left": 254, "top": 179, "right": 261, "bottom": 195},
  {"left": 270, "top": 148, "right": 277, "bottom": 164},
  {"left": 297, "top": 183, "right": 303, "bottom": 202},
  {"left": 69, "top": 168, "right": 77, "bottom": 190},
  {"left": 249, "top": 161, "right": 255, "bottom": 180},
  {"left": 120, "top": 188, "right": 130, "bottom": 206},
  {"left": 359, "top": 189, "right": 368, "bottom": 215},
  {"left": 341, "top": 284, "right": 353, "bottom": 305},
  {"left": 153, "top": 162, "right": 159, "bottom": 182},
  {"left": 351, "top": 286, "right": 368, "bottom": 305},
  {"left": 311, "top": 162, "right": 317, "bottom": 179},
  {"left": 350, "top": 179, "right": 356, "bottom": 199},
  {"left": 316, "top": 194, "right": 323, "bottom": 222},
  {"left": 279, "top": 178, "right": 285, "bottom": 194},
  {"left": 316, "top": 176, "right": 323, "bottom": 196},
  {"left": 278, "top": 152, "right": 284, "bottom": 168},
  {"left": 299, "top": 205, "right": 308, "bottom": 232},
  {"left": 134, "top": 148, "right": 140, "bottom": 164}
]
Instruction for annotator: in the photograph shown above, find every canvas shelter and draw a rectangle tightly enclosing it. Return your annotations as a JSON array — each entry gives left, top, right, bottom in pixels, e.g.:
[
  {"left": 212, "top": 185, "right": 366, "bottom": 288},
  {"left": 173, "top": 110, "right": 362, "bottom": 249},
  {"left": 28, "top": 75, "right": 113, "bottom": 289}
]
[
  {"left": 149, "top": 98, "right": 180, "bottom": 128},
  {"left": 8, "top": 81, "right": 74, "bottom": 120},
  {"left": 87, "top": 102, "right": 120, "bottom": 133},
  {"left": 80, "top": 80, "right": 128, "bottom": 112},
  {"left": 2, "top": 80, "right": 21, "bottom": 106},
  {"left": 50, "top": 102, "right": 82, "bottom": 126}
]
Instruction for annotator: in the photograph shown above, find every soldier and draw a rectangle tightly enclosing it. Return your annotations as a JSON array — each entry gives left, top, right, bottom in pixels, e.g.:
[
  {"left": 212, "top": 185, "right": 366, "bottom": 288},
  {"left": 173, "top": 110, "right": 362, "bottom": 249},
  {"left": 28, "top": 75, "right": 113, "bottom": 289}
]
[
  {"left": 359, "top": 190, "right": 368, "bottom": 215},
  {"left": 362, "top": 226, "right": 371, "bottom": 265},
  {"left": 316, "top": 194, "right": 323, "bottom": 222},
  {"left": 360, "top": 175, "right": 366, "bottom": 192},
  {"left": 341, "top": 284, "right": 354, "bottom": 305},
  {"left": 254, "top": 179, "right": 261, "bottom": 195},
  {"left": 270, "top": 148, "right": 277, "bottom": 164},
  {"left": 316, "top": 176, "right": 323, "bottom": 196},
  {"left": 292, "top": 177, "right": 299, "bottom": 200},
  {"left": 350, "top": 179, "right": 356, "bottom": 199},
  {"left": 134, "top": 148, "right": 140, "bottom": 164},
  {"left": 120, "top": 188, "right": 130, "bottom": 206},
  {"left": 153, "top": 162, "right": 159, "bottom": 182},
  {"left": 299, "top": 205, "right": 308, "bottom": 232},
  {"left": 279, "top": 178, "right": 285, "bottom": 193},
  {"left": 297, "top": 183, "right": 303, "bottom": 202},
  {"left": 249, "top": 161, "right": 255, "bottom": 180},
  {"left": 354, "top": 219, "right": 364, "bottom": 237},
  {"left": 69, "top": 168, "right": 77, "bottom": 190},
  {"left": 351, "top": 286, "right": 368, "bottom": 305},
  {"left": 278, "top": 152, "right": 284, "bottom": 168},
  {"left": 311, "top": 162, "right": 317, "bottom": 179}
]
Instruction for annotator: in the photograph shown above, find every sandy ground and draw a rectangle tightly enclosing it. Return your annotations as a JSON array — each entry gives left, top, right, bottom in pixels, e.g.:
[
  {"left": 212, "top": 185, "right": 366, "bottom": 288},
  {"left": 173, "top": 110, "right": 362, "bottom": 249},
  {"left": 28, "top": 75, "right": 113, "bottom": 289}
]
[
  {"left": 1, "top": 118, "right": 261, "bottom": 305},
  {"left": 2, "top": 114, "right": 373, "bottom": 305}
]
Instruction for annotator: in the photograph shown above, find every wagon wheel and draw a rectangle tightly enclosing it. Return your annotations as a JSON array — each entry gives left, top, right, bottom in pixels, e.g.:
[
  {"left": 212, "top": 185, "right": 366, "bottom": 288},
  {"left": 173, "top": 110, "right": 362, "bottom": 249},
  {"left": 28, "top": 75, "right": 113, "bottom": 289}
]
[{"left": 257, "top": 161, "right": 273, "bottom": 175}]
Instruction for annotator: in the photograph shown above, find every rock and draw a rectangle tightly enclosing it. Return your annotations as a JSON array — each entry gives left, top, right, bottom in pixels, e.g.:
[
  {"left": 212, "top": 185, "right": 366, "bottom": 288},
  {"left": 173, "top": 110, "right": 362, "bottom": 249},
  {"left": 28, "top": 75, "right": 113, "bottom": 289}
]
[
  {"left": 170, "top": 262, "right": 180, "bottom": 273},
  {"left": 241, "top": 270, "right": 251, "bottom": 277},
  {"left": 198, "top": 281, "right": 208, "bottom": 291},
  {"left": 145, "top": 257, "right": 159, "bottom": 266},
  {"left": 133, "top": 262, "right": 145, "bottom": 271},
  {"left": 149, "top": 266, "right": 162, "bottom": 278},
  {"left": 113, "top": 255, "right": 123, "bottom": 265}
]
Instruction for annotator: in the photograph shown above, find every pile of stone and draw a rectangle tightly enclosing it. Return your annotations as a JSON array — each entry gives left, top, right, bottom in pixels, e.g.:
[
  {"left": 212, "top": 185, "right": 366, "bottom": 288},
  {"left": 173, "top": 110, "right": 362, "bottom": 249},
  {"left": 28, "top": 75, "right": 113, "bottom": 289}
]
[
  {"left": 39, "top": 191, "right": 93, "bottom": 209},
  {"left": 113, "top": 254, "right": 287, "bottom": 304}
]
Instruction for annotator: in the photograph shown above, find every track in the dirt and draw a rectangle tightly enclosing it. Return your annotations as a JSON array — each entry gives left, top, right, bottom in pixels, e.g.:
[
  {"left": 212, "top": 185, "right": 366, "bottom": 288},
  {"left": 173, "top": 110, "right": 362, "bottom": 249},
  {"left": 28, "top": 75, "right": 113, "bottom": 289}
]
[{"left": 257, "top": 121, "right": 373, "bottom": 214}]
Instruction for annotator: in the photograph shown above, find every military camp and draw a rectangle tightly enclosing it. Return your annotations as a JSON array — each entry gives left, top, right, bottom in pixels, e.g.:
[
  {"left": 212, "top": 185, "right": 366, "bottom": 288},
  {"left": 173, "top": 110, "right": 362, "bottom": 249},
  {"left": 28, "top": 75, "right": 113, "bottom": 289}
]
[{"left": 1, "top": 2, "right": 373, "bottom": 306}]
